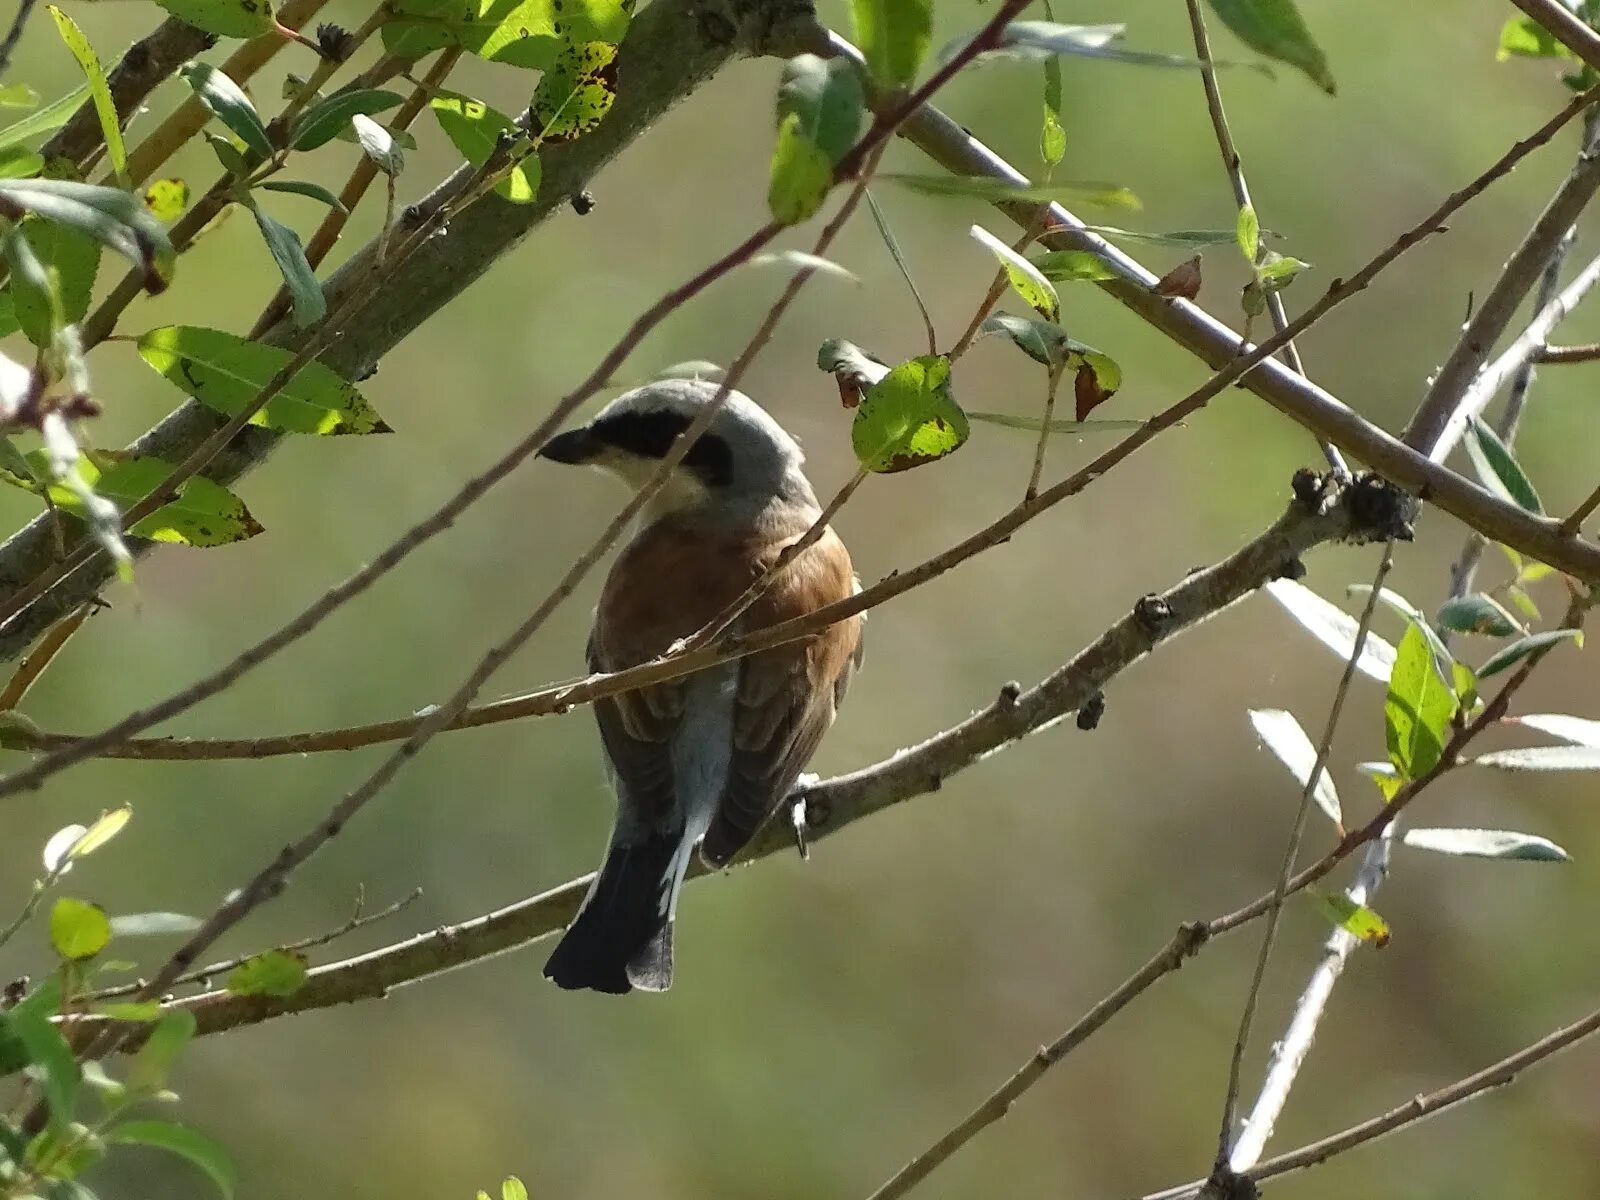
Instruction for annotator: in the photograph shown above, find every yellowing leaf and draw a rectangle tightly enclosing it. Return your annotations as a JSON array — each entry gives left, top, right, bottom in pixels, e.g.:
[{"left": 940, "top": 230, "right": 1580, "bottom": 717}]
[
  {"left": 143, "top": 178, "right": 189, "bottom": 221},
  {"left": 1310, "top": 892, "right": 1390, "bottom": 946},
  {"left": 970, "top": 224, "right": 1059, "bottom": 320},
  {"left": 50, "top": 897, "right": 111, "bottom": 960},
  {"left": 851, "top": 354, "right": 970, "bottom": 473}
]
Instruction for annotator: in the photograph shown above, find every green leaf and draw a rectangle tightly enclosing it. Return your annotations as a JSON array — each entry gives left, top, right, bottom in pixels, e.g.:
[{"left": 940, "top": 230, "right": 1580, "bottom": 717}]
[
  {"left": 383, "top": 0, "right": 628, "bottom": 69},
  {"left": 106, "top": 1122, "right": 234, "bottom": 1200},
  {"left": 11, "top": 216, "right": 100, "bottom": 348},
  {"left": 0, "top": 84, "right": 89, "bottom": 151},
  {"left": 1080, "top": 224, "right": 1271, "bottom": 248},
  {"left": 0, "top": 84, "right": 40, "bottom": 108},
  {"left": 1235, "top": 202, "right": 1259, "bottom": 261},
  {"left": 1065, "top": 341, "right": 1121, "bottom": 419},
  {"left": 179, "top": 62, "right": 273, "bottom": 164},
  {"left": 1264, "top": 579, "right": 1397, "bottom": 682},
  {"left": 1384, "top": 623, "right": 1457, "bottom": 781},
  {"left": 290, "top": 88, "right": 405, "bottom": 152},
  {"left": 430, "top": 91, "right": 539, "bottom": 204},
  {"left": 530, "top": 40, "right": 618, "bottom": 143},
  {"left": 777, "top": 54, "right": 864, "bottom": 166},
  {"left": 4, "top": 981, "right": 77, "bottom": 1129},
  {"left": 852, "top": 0, "right": 933, "bottom": 88},
  {"left": 1256, "top": 251, "right": 1309, "bottom": 291},
  {"left": 1477, "top": 627, "right": 1582, "bottom": 679},
  {"left": 1497, "top": 16, "right": 1572, "bottom": 61},
  {"left": 1401, "top": 827, "right": 1569, "bottom": 862},
  {"left": 3, "top": 223, "right": 61, "bottom": 345},
  {"left": 1436, "top": 593, "right": 1520, "bottom": 638},
  {"left": 247, "top": 203, "right": 324, "bottom": 327},
  {"left": 1465, "top": 416, "right": 1543, "bottom": 514},
  {"left": 967, "top": 410, "right": 1143, "bottom": 433},
  {"left": 1309, "top": 892, "right": 1390, "bottom": 946},
  {"left": 971, "top": 225, "right": 1059, "bottom": 320},
  {"left": 884, "top": 172, "right": 1141, "bottom": 211},
  {"left": 852, "top": 354, "right": 969, "bottom": 473},
  {"left": 47, "top": 8, "right": 126, "bottom": 184},
  {"left": 256, "top": 179, "right": 347, "bottom": 212},
  {"left": 950, "top": 20, "right": 1272, "bottom": 74},
  {"left": 501, "top": 1180, "right": 528, "bottom": 1200},
  {"left": 126, "top": 1011, "right": 195, "bottom": 1094},
  {"left": 143, "top": 178, "right": 189, "bottom": 221},
  {"left": 64, "top": 805, "right": 130, "bottom": 859},
  {"left": 136, "top": 325, "right": 390, "bottom": 435},
  {"left": 1248, "top": 708, "right": 1342, "bottom": 829},
  {"left": 1031, "top": 249, "right": 1119, "bottom": 282},
  {"left": 0, "top": 145, "right": 44, "bottom": 178},
  {"left": 1513, "top": 713, "right": 1600, "bottom": 748},
  {"left": 109, "top": 911, "right": 203, "bottom": 936},
  {"left": 1355, "top": 759, "right": 1404, "bottom": 802},
  {"left": 92, "top": 1001, "right": 164, "bottom": 1021},
  {"left": 1344, "top": 584, "right": 1455, "bottom": 676},
  {"left": 155, "top": 0, "right": 272, "bottom": 38},
  {"left": 1040, "top": 53, "right": 1065, "bottom": 166},
  {"left": 748, "top": 250, "right": 858, "bottom": 283},
  {"left": 767, "top": 113, "right": 832, "bottom": 227},
  {"left": 1472, "top": 744, "right": 1600, "bottom": 771},
  {"left": 50, "top": 898, "right": 110, "bottom": 960},
  {"left": 205, "top": 131, "right": 249, "bottom": 177},
  {"left": 980, "top": 313, "right": 1068, "bottom": 367},
  {"left": 0, "top": 450, "right": 265, "bottom": 546},
  {"left": 0, "top": 178, "right": 175, "bottom": 290},
  {"left": 351, "top": 113, "right": 403, "bottom": 175},
  {"left": 1206, "top": 0, "right": 1335, "bottom": 94},
  {"left": 226, "top": 948, "right": 308, "bottom": 997}
]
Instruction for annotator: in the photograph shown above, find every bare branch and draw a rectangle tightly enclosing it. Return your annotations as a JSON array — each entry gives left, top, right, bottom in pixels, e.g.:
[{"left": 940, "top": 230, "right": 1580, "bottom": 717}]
[{"left": 1533, "top": 339, "right": 1600, "bottom": 362}]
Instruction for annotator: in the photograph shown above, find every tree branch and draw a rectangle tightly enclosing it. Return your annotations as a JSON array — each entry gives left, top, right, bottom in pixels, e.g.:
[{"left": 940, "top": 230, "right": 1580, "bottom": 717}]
[
  {"left": 1507, "top": 0, "right": 1600, "bottom": 71},
  {"left": 52, "top": 473, "right": 1391, "bottom": 1045}
]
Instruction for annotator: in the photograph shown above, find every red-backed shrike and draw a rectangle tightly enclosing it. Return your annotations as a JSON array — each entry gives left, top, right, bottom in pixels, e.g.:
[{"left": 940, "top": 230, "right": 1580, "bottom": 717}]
[{"left": 537, "top": 379, "right": 864, "bottom": 994}]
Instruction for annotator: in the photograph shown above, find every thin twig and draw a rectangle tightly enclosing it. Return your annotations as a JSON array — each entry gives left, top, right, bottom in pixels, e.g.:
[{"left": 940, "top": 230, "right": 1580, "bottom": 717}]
[
  {"left": 89, "top": 886, "right": 422, "bottom": 1000},
  {"left": 865, "top": 188, "right": 938, "bottom": 355},
  {"left": 0, "top": 0, "right": 39, "bottom": 82},
  {"left": 1404, "top": 114, "right": 1600, "bottom": 453},
  {"left": 1561, "top": 480, "right": 1600, "bottom": 534},
  {"left": 1024, "top": 362, "right": 1063, "bottom": 501},
  {"left": 1533, "top": 339, "right": 1600, "bottom": 362},
  {"left": 1182, "top": 0, "right": 1346, "bottom": 478},
  {"left": 1214, "top": 539, "right": 1395, "bottom": 1165},
  {"left": 0, "top": 604, "right": 89, "bottom": 711}
]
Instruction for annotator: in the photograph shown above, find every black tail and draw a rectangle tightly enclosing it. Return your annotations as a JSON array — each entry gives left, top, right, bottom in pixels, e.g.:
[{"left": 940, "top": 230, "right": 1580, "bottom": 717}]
[{"left": 543, "top": 834, "right": 680, "bottom": 994}]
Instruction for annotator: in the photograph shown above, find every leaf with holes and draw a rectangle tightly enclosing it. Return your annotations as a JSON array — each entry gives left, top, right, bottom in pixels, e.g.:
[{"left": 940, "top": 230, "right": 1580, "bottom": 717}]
[
  {"left": 768, "top": 114, "right": 831, "bottom": 227},
  {"left": 383, "top": 0, "right": 628, "bottom": 69},
  {"left": 1402, "top": 827, "right": 1569, "bottom": 862},
  {"left": 48, "top": 7, "right": 127, "bottom": 183},
  {"left": 531, "top": 40, "right": 618, "bottom": 143},
  {"left": 1207, "top": 0, "right": 1334, "bottom": 93},
  {"left": 155, "top": 0, "right": 272, "bottom": 37},
  {"left": 137, "top": 325, "right": 389, "bottom": 435},
  {"left": 431, "top": 91, "right": 539, "bottom": 203},
  {"left": 1248, "top": 708, "right": 1342, "bottom": 830},
  {"left": 971, "top": 224, "right": 1058, "bottom": 320},
  {"left": 1384, "top": 623, "right": 1456, "bottom": 781},
  {"left": 852, "top": 0, "right": 932, "bottom": 87},
  {"left": 852, "top": 355, "right": 969, "bottom": 473},
  {"left": 143, "top": 178, "right": 188, "bottom": 221}
]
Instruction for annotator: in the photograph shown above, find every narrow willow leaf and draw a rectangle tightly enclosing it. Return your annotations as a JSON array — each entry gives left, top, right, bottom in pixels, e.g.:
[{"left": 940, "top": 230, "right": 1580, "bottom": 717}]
[
  {"left": 1465, "top": 416, "right": 1543, "bottom": 514},
  {"left": 530, "top": 40, "right": 618, "bottom": 143},
  {"left": 1256, "top": 251, "right": 1309, "bottom": 290},
  {"left": 126, "top": 1010, "right": 195, "bottom": 1094},
  {"left": 768, "top": 113, "right": 831, "bottom": 226},
  {"left": 3, "top": 224, "right": 61, "bottom": 347},
  {"left": 290, "top": 88, "right": 405, "bottom": 152},
  {"left": 980, "top": 312, "right": 1068, "bottom": 367},
  {"left": 226, "top": 948, "right": 308, "bottom": 997},
  {"left": 429, "top": 91, "right": 539, "bottom": 203},
  {"left": 971, "top": 225, "right": 1059, "bottom": 320},
  {"left": 940, "top": 20, "right": 1274, "bottom": 73},
  {"left": 0, "top": 144, "right": 43, "bottom": 178},
  {"left": 155, "top": 0, "right": 273, "bottom": 37},
  {"left": 501, "top": 1179, "right": 529, "bottom": 1200},
  {"left": 1384, "top": 623, "right": 1456, "bottom": 781},
  {"left": 852, "top": 355, "right": 969, "bottom": 473},
  {"left": 42, "top": 824, "right": 88, "bottom": 872},
  {"left": 93, "top": 1001, "right": 164, "bottom": 1021},
  {"left": 109, "top": 911, "right": 203, "bottom": 936},
  {"left": 106, "top": 1122, "right": 235, "bottom": 1200},
  {"left": 248, "top": 204, "right": 325, "bottom": 327},
  {"left": 69, "top": 805, "right": 131, "bottom": 857},
  {"left": 1309, "top": 892, "right": 1390, "bottom": 946},
  {"left": 1264, "top": 579, "right": 1397, "bottom": 682},
  {"left": 0, "top": 84, "right": 88, "bottom": 150},
  {"left": 1436, "top": 593, "right": 1520, "bottom": 638},
  {"left": 1031, "top": 250, "right": 1120, "bottom": 282},
  {"left": 1235, "top": 201, "right": 1259, "bottom": 261},
  {"left": 1081, "top": 224, "right": 1271, "bottom": 248},
  {"left": 179, "top": 62, "right": 273, "bottom": 163},
  {"left": 47, "top": 7, "right": 126, "bottom": 183},
  {"left": 1472, "top": 745, "right": 1600, "bottom": 771},
  {"left": 1207, "top": 0, "right": 1335, "bottom": 93},
  {"left": 1477, "top": 628, "right": 1582, "bottom": 679},
  {"left": 50, "top": 896, "right": 111, "bottom": 960},
  {"left": 0, "top": 180, "right": 174, "bottom": 290},
  {"left": 0, "top": 84, "right": 39, "bottom": 108},
  {"left": 1345, "top": 584, "right": 1456, "bottom": 676},
  {"left": 852, "top": 0, "right": 933, "bottom": 87},
  {"left": 257, "top": 180, "right": 347, "bottom": 212},
  {"left": 1248, "top": 708, "right": 1342, "bottom": 828},
  {"left": 351, "top": 113, "right": 403, "bottom": 175},
  {"left": 748, "top": 250, "right": 858, "bottom": 283},
  {"left": 777, "top": 55, "right": 864, "bottom": 166},
  {"left": 143, "top": 178, "right": 189, "bottom": 221},
  {"left": 5, "top": 981, "right": 76, "bottom": 1128},
  {"left": 967, "top": 411, "right": 1143, "bottom": 433},
  {"left": 1513, "top": 713, "right": 1600, "bottom": 748},
  {"left": 137, "top": 325, "right": 390, "bottom": 435},
  {"left": 1401, "top": 827, "right": 1569, "bottom": 862},
  {"left": 12, "top": 216, "right": 100, "bottom": 349},
  {"left": 885, "top": 172, "right": 1141, "bottom": 211}
]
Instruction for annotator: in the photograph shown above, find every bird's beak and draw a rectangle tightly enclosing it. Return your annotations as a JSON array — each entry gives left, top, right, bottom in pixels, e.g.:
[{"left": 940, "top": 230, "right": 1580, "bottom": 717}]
[{"left": 538, "top": 427, "right": 599, "bottom": 465}]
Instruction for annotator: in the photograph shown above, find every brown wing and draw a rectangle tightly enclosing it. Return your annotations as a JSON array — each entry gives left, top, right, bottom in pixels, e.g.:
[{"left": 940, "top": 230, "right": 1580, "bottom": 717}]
[{"left": 701, "top": 526, "right": 863, "bottom": 867}]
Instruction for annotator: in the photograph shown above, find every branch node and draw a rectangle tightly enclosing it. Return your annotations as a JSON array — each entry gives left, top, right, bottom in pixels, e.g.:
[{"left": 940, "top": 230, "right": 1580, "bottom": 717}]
[
  {"left": 1134, "top": 594, "right": 1175, "bottom": 636},
  {"left": 1345, "top": 472, "right": 1417, "bottom": 544},
  {"left": 1275, "top": 556, "right": 1307, "bottom": 582},
  {"left": 570, "top": 190, "right": 596, "bottom": 216},
  {"left": 995, "top": 680, "right": 1022, "bottom": 711},
  {"left": 1075, "top": 691, "right": 1105, "bottom": 731},
  {"left": 1290, "top": 467, "right": 1331, "bottom": 512}
]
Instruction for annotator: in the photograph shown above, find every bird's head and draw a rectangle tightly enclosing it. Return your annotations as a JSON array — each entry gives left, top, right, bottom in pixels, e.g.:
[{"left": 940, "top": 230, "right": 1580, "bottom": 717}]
[{"left": 538, "top": 378, "right": 817, "bottom": 523}]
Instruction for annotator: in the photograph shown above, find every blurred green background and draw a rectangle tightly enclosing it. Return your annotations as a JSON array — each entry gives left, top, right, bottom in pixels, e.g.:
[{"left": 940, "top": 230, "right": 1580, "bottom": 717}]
[{"left": 3, "top": 0, "right": 1600, "bottom": 1196}]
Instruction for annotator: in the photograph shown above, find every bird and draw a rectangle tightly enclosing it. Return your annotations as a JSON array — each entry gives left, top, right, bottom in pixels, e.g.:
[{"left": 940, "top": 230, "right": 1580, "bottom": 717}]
[{"left": 537, "top": 378, "right": 864, "bottom": 994}]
